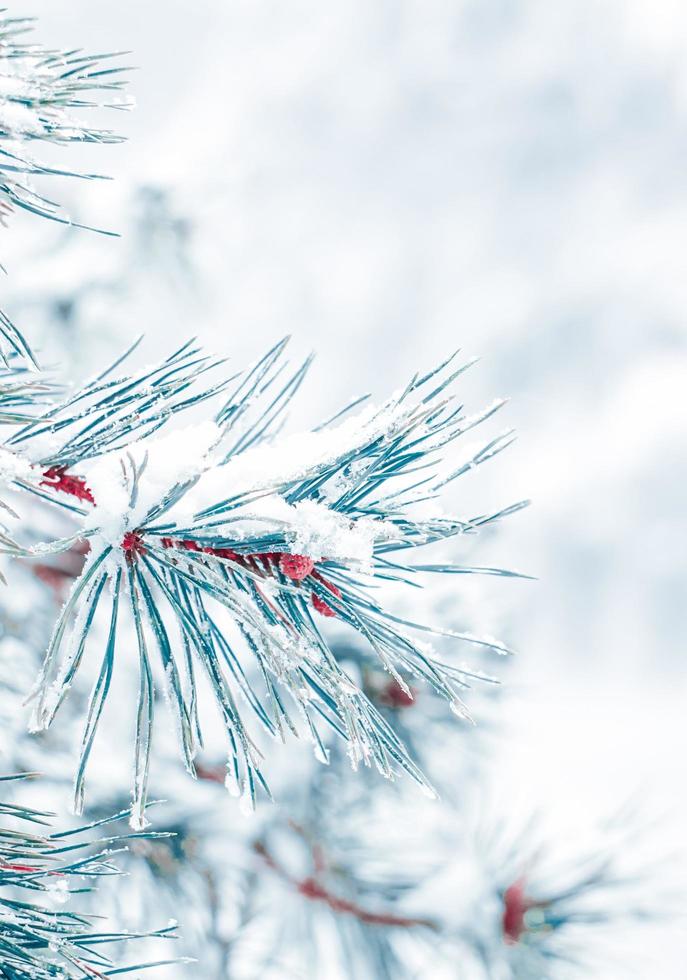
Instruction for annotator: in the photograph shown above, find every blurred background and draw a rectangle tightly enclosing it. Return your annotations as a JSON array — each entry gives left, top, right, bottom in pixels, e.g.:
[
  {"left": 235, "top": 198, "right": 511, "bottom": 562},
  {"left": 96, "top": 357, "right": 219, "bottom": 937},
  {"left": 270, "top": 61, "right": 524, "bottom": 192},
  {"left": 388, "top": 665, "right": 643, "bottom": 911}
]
[{"left": 4, "top": 1, "right": 686, "bottom": 974}]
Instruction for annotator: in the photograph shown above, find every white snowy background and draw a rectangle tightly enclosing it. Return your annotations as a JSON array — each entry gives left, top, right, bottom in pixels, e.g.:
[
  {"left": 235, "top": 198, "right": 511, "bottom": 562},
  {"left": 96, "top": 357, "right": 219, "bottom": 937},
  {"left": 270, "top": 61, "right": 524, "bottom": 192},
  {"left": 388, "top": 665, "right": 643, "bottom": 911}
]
[{"left": 4, "top": 2, "right": 686, "bottom": 976}]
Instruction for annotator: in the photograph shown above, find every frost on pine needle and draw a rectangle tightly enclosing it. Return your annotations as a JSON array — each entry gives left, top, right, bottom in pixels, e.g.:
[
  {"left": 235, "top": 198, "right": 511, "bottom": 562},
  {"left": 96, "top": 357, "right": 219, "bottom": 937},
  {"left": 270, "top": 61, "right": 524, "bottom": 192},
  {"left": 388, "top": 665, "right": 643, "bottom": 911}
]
[
  {"left": 0, "top": 773, "right": 177, "bottom": 979},
  {"left": 0, "top": 337, "right": 231, "bottom": 526},
  {"left": 0, "top": 11, "right": 131, "bottom": 230},
  {"left": 21, "top": 340, "right": 528, "bottom": 818}
]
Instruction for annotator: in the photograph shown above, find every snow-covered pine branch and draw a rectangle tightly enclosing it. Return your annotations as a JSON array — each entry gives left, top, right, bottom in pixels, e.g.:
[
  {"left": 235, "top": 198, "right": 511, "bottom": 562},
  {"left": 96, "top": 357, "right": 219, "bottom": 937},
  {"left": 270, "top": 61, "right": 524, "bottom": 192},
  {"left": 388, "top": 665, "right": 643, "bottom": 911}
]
[
  {"left": 12, "top": 338, "right": 527, "bottom": 824},
  {"left": 0, "top": 9, "right": 132, "bottom": 367},
  {"left": 0, "top": 10, "right": 131, "bottom": 230},
  {"left": 0, "top": 773, "right": 177, "bottom": 978}
]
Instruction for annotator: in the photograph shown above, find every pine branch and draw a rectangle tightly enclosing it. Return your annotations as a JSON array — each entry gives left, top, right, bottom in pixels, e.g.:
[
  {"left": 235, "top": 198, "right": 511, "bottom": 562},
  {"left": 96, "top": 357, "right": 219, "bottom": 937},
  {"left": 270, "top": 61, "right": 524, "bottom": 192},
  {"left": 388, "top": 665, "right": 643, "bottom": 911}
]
[
  {"left": 15, "top": 341, "right": 527, "bottom": 821},
  {"left": 0, "top": 773, "right": 177, "bottom": 979},
  {"left": 0, "top": 9, "right": 132, "bottom": 370},
  {"left": 0, "top": 10, "right": 132, "bottom": 232}
]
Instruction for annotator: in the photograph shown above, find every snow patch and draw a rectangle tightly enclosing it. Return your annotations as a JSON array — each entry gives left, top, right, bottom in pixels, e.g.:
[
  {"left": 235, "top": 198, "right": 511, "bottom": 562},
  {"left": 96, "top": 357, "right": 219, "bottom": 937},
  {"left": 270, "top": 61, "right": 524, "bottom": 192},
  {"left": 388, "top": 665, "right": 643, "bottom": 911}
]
[
  {"left": 83, "top": 422, "right": 221, "bottom": 549},
  {"left": 0, "top": 446, "right": 35, "bottom": 485}
]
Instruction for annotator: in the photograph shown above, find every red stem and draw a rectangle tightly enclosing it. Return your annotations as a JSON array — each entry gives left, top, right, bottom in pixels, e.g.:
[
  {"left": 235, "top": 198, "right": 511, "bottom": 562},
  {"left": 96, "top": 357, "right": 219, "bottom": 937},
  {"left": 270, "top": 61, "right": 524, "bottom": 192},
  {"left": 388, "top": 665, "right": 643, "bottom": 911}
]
[{"left": 254, "top": 840, "right": 435, "bottom": 930}]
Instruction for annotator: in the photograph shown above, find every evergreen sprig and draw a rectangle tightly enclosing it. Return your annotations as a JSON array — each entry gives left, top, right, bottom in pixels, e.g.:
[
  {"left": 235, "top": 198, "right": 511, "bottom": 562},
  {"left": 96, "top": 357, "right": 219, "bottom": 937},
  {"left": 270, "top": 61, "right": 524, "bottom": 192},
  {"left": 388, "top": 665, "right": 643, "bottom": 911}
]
[
  {"left": 13, "top": 339, "right": 527, "bottom": 821},
  {"left": 0, "top": 8, "right": 131, "bottom": 369},
  {"left": 0, "top": 10, "right": 131, "bottom": 230},
  {"left": 0, "top": 774, "right": 178, "bottom": 979}
]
